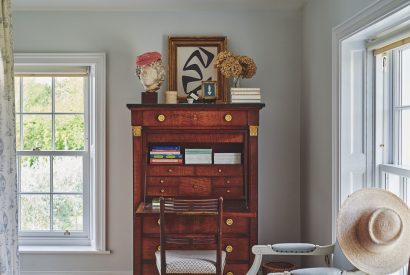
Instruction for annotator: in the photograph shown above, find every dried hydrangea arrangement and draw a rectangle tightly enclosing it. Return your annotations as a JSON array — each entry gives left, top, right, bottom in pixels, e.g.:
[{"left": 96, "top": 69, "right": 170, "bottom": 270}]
[{"left": 215, "top": 51, "right": 257, "bottom": 87}]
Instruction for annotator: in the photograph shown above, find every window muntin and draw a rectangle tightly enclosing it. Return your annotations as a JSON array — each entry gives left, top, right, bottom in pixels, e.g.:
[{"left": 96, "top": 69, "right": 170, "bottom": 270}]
[{"left": 15, "top": 74, "right": 90, "bottom": 243}]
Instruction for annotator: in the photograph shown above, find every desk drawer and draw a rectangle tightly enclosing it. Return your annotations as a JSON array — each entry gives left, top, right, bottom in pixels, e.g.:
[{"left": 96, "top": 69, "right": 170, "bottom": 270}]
[
  {"left": 143, "top": 237, "right": 249, "bottom": 261},
  {"left": 224, "top": 264, "right": 250, "bottom": 275},
  {"left": 142, "top": 110, "right": 247, "bottom": 127},
  {"left": 146, "top": 177, "right": 180, "bottom": 186},
  {"left": 143, "top": 215, "right": 249, "bottom": 235},
  {"left": 223, "top": 237, "right": 249, "bottom": 261},
  {"left": 179, "top": 178, "right": 211, "bottom": 195}
]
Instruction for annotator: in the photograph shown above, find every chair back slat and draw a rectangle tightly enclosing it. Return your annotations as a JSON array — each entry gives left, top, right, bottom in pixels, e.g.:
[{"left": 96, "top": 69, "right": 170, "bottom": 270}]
[{"left": 159, "top": 197, "right": 223, "bottom": 275}]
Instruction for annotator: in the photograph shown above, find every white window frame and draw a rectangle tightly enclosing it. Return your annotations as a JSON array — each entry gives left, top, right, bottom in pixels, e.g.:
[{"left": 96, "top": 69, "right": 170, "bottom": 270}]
[
  {"left": 15, "top": 53, "right": 107, "bottom": 253},
  {"left": 333, "top": 2, "right": 410, "bottom": 274}
]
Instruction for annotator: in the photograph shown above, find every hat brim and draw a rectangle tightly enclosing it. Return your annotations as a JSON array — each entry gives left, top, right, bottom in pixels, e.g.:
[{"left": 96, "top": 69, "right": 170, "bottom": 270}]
[{"left": 337, "top": 188, "right": 410, "bottom": 275}]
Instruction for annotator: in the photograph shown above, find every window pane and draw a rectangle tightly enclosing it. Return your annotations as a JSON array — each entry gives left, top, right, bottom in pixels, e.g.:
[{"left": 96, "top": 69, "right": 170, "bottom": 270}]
[
  {"left": 402, "top": 110, "right": 410, "bottom": 166},
  {"left": 15, "top": 77, "right": 20, "bottom": 112},
  {"left": 55, "top": 115, "right": 84, "bottom": 150},
  {"left": 402, "top": 48, "right": 410, "bottom": 106},
  {"left": 53, "top": 156, "right": 83, "bottom": 193},
  {"left": 20, "top": 194, "right": 50, "bottom": 231},
  {"left": 23, "top": 77, "right": 52, "bottom": 113},
  {"left": 16, "top": 115, "right": 20, "bottom": 150},
  {"left": 55, "top": 77, "right": 85, "bottom": 113},
  {"left": 53, "top": 195, "right": 83, "bottom": 231},
  {"left": 23, "top": 115, "right": 52, "bottom": 150},
  {"left": 20, "top": 156, "right": 50, "bottom": 192}
]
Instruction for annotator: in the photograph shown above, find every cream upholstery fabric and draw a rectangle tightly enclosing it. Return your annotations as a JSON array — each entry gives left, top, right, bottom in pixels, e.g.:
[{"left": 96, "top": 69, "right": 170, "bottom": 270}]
[{"left": 155, "top": 250, "right": 226, "bottom": 274}]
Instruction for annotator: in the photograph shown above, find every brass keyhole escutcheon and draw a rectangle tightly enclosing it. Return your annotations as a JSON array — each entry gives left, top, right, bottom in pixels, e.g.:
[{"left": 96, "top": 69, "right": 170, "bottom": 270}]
[
  {"left": 224, "top": 113, "right": 233, "bottom": 122},
  {"left": 226, "top": 218, "right": 234, "bottom": 226},
  {"left": 157, "top": 114, "right": 166, "bottom": 122},
  {"left": 225, "top": 245, "right": 233, "bottom": 253},
  {"left": 227, "top": 272, "right": 234, "bottom": 275}
]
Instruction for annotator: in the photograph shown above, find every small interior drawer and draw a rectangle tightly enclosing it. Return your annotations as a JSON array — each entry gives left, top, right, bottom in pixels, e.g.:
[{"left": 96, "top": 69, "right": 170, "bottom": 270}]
[
  {"left": 147, "top": 165, "right": 194, "bottom": 176},
  {"left": 213, "top": 187, "right": 243, "bottom": 198},
  {"left": 213, "top": 177, "right": 243, "bottom": 187},
  {"left": 179, "top": 178, "right": 211, "bottom": 196},
  {"left": 196, "top": 165, "right": 243, "bottom": 176},
  {"left": 146, "top": 186, "right": 178, "bottom": 196},
  {"left": 146, "top": 177, "right": 180, "bottom": 186},
  {"left": 223, "top": 263, "right": 250, "bottom": 275},
  {"left": 223, "top": 237, "right": 249, "bottom": 261}
]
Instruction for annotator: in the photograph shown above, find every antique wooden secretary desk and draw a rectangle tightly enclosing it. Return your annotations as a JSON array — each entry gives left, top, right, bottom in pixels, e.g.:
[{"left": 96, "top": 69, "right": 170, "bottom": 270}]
[{"left": 127, "top": 103, "right": 265, "bottom": 275}]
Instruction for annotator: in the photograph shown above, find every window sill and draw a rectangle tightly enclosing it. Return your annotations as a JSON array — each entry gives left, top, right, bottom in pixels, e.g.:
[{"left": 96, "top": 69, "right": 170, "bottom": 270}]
[{"left": 19, "top": 246, "right": 111, "bottom": 254}]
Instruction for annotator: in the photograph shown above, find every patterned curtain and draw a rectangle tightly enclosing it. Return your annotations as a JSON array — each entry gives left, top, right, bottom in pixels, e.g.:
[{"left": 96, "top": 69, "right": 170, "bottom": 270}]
[{"left": 0, "top": 0, "right": 19, "bottom": 274}]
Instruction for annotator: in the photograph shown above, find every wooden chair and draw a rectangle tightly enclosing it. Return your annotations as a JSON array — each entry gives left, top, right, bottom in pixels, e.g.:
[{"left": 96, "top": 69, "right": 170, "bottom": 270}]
[{"left": 156, "top": 197, "right": 225, "bottom": 275}]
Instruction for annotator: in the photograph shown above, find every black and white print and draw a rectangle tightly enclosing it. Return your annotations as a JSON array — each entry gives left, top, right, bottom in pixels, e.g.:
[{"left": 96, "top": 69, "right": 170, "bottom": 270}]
[{"left": 177, "top": 46, "right": 218, "bottom": 98}]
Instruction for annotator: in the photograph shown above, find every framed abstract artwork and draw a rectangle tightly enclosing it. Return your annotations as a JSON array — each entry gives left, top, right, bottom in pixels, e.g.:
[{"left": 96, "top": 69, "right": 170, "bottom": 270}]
[{"left": 168, "top": 36, "right": 227, "bottom": 102}]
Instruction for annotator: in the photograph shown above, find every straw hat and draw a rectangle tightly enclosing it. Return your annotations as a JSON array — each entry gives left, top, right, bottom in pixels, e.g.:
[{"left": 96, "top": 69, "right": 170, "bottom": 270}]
[{"left": 337, "top": 188, "right": 410, "bottom": 275}]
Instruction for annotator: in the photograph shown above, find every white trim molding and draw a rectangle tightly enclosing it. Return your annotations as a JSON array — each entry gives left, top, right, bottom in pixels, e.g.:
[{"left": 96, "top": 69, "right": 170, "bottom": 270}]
[
  {"left": 14, "top": 53, "right": 107, "bottom": 252},
  {"left": 332, "top": 0, "right": 410, "bottom": 241}
]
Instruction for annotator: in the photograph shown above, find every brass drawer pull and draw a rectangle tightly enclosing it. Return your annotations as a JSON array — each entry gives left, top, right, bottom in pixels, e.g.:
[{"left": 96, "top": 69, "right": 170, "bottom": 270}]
[
  {"left": 226, "top": 189, "right": 231, "bottom": 193},
  {"left": 225, "top": 218, "right": 234, "bottom": 226},
  {"left": 160, "top": 189, "right": 165, "bottom": 193},
  {"left": 225, "top": 245, "right": 233, "bottom": 253},
  {"left": 224, "top": 113, "right": 233, "bottom": 122},
  {"left": 168, "top": 168, "right": 173, "bottom": 173},
  {"left": 160, "top": 179, "right": 164, "bottom": 184},
  {"left": 218, "top": 169, "right": 222, "bottom": 173},
  {"left": 226, "top": 180, "right": 231, "bottom": 184},
  {"left": 157, "top": 114, "right": 166, "bottom": 122},
  {"left": 227, "top": 272, "right": 234, "bottom": 275}
]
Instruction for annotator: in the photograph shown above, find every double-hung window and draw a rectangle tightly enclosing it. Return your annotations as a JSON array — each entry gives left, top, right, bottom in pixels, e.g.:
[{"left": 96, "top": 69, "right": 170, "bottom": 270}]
[
  {"left": 14, "top": 53, "right": 106, "bottom": 252},
  {"left": 375, "top": 40, "right": 410, "bottom": 205}
]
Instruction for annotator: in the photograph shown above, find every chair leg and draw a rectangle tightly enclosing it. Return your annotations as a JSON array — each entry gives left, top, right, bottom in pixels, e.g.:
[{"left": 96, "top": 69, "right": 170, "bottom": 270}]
[{"left": 246, "top": 254, "right": 263, "bottom": 275}]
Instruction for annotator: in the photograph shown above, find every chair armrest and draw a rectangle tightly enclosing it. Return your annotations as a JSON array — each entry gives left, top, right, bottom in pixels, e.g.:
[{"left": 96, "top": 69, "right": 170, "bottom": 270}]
[{"left": 246, "top": 244, "right": 336, "bottom": 275}]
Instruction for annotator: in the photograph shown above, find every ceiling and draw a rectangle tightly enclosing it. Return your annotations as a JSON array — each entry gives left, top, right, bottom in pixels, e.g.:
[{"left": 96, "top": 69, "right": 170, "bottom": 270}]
[{"left": 12, "top": 0, "right": 307, "bottom": 12}]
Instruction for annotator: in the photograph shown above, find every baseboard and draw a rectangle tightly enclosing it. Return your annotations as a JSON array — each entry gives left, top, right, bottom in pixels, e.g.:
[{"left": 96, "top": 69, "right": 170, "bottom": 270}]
[{"left": 22, "top": 271, "right": 132, "bottom": 275}]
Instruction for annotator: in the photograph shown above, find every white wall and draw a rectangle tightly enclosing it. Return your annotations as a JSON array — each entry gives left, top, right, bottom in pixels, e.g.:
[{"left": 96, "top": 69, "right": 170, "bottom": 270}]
[
  {"left": 300, "top": 0, "right": 377, "bottom": 266},
  {"left": 13, "top": 10, "right": 302, "bottom": 273}
]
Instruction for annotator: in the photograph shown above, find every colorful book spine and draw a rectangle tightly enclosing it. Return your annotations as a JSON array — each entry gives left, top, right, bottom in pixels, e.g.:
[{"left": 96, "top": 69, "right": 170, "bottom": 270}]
[
  {"left": 151, "top": 146, "right": 181, "bottom": 151},
  {"left": 150, "top": 154, "right": 183, "bottom": 159}
]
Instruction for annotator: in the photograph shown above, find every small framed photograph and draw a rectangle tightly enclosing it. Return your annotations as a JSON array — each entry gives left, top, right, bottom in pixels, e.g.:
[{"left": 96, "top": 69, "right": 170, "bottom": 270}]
[{"left": 202, "top": 80, "right": 218, "bottom": 99}]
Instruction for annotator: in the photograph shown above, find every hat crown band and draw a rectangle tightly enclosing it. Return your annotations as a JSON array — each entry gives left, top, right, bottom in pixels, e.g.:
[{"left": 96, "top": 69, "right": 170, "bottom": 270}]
[{"left": 368, "top": 208, "right": 403, "bottom": 245}]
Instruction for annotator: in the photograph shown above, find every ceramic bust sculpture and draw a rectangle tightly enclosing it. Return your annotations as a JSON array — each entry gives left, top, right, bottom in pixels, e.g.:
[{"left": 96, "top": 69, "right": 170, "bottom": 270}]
[{"left": 136, "top": 51, "right": 166, "bottom": 93}]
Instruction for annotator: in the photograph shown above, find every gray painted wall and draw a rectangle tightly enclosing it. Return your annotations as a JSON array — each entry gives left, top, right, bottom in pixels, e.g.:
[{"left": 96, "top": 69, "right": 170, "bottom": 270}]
[
  {"left": 13, "top": 10, "right": 302, "bottom": 272},
  {"left": 300, "top": 0, "right": 377, "bottom": 266}
]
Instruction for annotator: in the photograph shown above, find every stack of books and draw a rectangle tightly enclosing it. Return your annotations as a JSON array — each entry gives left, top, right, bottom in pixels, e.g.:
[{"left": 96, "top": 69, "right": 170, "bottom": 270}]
[
  {"left": 230, "top": 88, "right": 261, "bottom": 103},
  {"left": 149, "top": 145, "right": 183, "bottom": 164},
  {"left": 185, "top": 148, "right": 212, "bottom": 164},
  {"left": 214, "top": 153, "right": 242, "bottom": 164}
]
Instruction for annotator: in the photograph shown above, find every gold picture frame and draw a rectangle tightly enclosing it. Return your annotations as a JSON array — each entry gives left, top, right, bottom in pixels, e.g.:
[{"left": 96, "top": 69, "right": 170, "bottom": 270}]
[
  {"left": 168, "top": 36, "right": 227, "bottom": 102},
  {"left": 202, "top": 80, "right": 218, "bottom": 99}
]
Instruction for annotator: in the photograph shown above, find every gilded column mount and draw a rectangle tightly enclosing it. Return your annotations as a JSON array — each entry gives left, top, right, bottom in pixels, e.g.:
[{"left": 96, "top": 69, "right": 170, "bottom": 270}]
[
  {"left": 249, "top": 125, "right": 258, "bottom": 137},
  {"left": 133, "top": 126, "right": 142, "bottom": 137}
]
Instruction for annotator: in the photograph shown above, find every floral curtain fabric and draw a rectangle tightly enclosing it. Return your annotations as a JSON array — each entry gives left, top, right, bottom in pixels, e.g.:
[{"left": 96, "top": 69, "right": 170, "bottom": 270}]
[{"left": 0, "top": 0, "right": 19, "bottom": 274}]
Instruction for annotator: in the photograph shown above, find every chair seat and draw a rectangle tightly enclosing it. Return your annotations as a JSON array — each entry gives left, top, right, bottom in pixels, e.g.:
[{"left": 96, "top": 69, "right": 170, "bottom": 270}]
[{"left": 155, "top": 250, "right": 226, "bottom": 274}]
